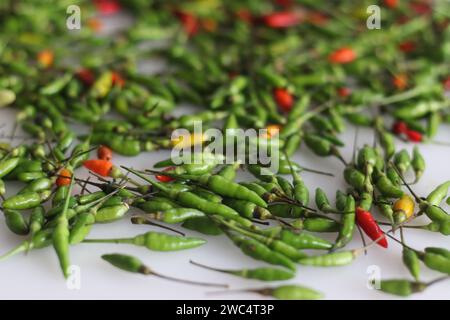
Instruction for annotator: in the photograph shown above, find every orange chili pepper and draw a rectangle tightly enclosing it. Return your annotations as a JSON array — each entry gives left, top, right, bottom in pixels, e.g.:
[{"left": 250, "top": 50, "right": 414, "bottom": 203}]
[
  {"left": 56, "top": 168, "right": 72, "bottom": 187},
  {"left": 328, "top": 47, "right": 357, "bottom": 64},
  {"left": 392, "top": 74, "right": 408, "bottom": 90},
  {"left": 88, "top": 18, "right": 103, "bottom": 32},
  {"left": 261, "top": 124, "right": 281, "bottom": 139},
  {"left": 273, "top": 87, "right": 294, "bottom": 112},
  {"left": 37, "top": 50, "right": 54, "bottom": 68},
  {"left": 384, "top": 0, "right": 398, "bottom": 8},
  {"left": 83, "top": 159, "right": 113, "bottom": 177},
  {"left": 97, "top": 145, "right": 113, "bottom": 161},
  {"left": 111, "top": 72, "right": 125, "bottom": 87}
]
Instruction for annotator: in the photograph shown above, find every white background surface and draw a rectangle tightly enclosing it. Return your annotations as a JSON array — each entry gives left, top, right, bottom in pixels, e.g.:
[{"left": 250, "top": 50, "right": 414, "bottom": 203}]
[
  {"left": 1, "top": 104, "right": 449, "bottom": 300},
  {"left": 0, "top": 13, "right": 449, "bottom": 300}
]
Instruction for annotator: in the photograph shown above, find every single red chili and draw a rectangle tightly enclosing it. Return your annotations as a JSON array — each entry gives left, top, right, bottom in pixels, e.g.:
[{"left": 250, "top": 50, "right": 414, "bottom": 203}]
[
  {"left": 83, "top": 159, "right": 113, "bottom": 177},
  {"left": 261, "top": 11, "right": 302, "bottom": 29},
  {"left": 337, "top": 87, "right": 351, "bottom": 98},
  {"left": 76, "top": 68, "right": 95, "bottom": 86},
  {"left": 175, "top": 11, "right": 199, "bottom": 36},
  {"left": 405, "top": 130, "right": 423, "bottom": 143},
  {"left": 328, "top": 47, "right": 357, "bottom": 64},
  {"left": 356, "top": 207, "right": 388, "bottom": 248},
  {"left": 56, "top": 168, "right": 72, "bottom": 187},
  {"left": 273, "top": 87, "right": 294, "bottom": 112},
  {"left": 399, "top": 41, "right": 416, "bottom": 53},
  {"left": 97, "top": 145, "right": 113, "bottom": 162},
  {"left": 392, "top": 121, "right": 408, "bottom": 135},
  {"left": 156, "top": 167, "right": 176, "bottom": 183},
  {"left": 93, "top": 0, "right": 121, "bottom": 15}
]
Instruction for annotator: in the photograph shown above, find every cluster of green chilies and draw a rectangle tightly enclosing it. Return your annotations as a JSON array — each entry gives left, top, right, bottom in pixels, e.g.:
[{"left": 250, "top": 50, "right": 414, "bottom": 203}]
[{"left": 1, "top": 0, "right": 450, "bottom": 299}]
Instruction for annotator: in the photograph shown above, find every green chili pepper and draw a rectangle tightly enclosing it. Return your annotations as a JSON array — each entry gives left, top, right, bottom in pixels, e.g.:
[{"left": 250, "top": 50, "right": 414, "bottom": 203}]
[
  {"left": 4, "top": 210, "right": 29, "bottom": 235},
  {"left": 0, "top": 229, "right": 54, "bottom": 261},
  {"left": 3, "top": 191, "right": 50, "bottom": 210},
  {"left": 427, "top": 112, "right": 441, "bottom": 138},
  {"left": 302, "top": 217, "right": 340, "bottom": 233},
  {"left": 411, "top": 146, "right": 425, "bottom": 183},
  {"left": 394, "top": 149, "right": 411, "bottom": 175},
  {"left": 0, "top": 157, "right": 20, "bottom": 178},
  {"left": 344, "top": 166, "right": 365, "bottom": 191},
  {"left": 137, "top": 197, "right": 179, "bottom": 212},
  {"left": 426, "top": 181, "right": 450, "bottom": 206},
  {"left": 228, "top": 233, "right": 296, "bottom": 271},
  {"left": 298, "top": 250, "right": 358, "bottom": 267},
  {"left": 182, "top": 216, "right": 223, "bottom": 235},
  {"left": 403, "top": 247, "right": 421, "bottom": 281},
  {"left": 335, "top": 190, "right": 347, "bottom": 212},
  {"left": 392, "top": 100, "right": 450, "bottom": 119},
  {"left": 333, "top": 195, "right": 356, "bottom": 250},
  {"left": 142, "top": 207, "right": 205, "bottom": 224},
  {"left": 29, "top": 206, "right": 45, "bottom": 236},
  {"left": 19, "top": 178, "right": 53, "bottom": 194},
  {"left": 379, "top": 279, "right": 427, "bottom": 297},
  {"left": 223, "top": 198, "right": 272, "bottom": 220},
  {"left": 53, "top": 178, "right": 74, "bottom": 278},
  {"left": 315, "top": 188, "right": 336, "bottom": 213},
  {"left": 190, "top": 260, "right": 294, "bottom": 281},
  {"left": 229, "top": 284, "right": 322, "bottom": 300},
  {"left": 102, "top": 253, "right": 225, "bottom": 287},
  {"left": 84, "top": 231, "right": 206, "bottom": 251},
  {"left": 280, "top": 230, "right": 332, "bottom": 250},
  {"left": 375, "top": 173, "right": 404, "bottom": 199}
]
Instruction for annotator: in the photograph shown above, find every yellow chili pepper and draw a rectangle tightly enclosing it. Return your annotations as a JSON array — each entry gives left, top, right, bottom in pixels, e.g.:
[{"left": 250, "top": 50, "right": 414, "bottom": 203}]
[
  {"left": 261, "top": 124, "right": 281, "bottom": 139},
  {"left": 393, "top": 194, "right": 415, "bottom": 224},
  {"left": 171, "top": 132, "right": 207, "bottom": 148}
]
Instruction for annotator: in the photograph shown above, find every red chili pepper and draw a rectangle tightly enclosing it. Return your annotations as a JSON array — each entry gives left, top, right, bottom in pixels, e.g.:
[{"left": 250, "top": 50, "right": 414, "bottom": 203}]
[
  {"left": 93, "top": 0, "right": 121, "bottom": 15},
  {"left": 392, "top": 121, "right": 408, "bottom": 135},
  {"left": 261, "top": 11, "right": 302, "bottom": 29},
  {"left": 328, "top": 47, "right": 357, "bottom": 64},
  {"left": 273, "top": 87, "right": 294, "bottom": 112},
  {"left": 443, "top": 76, "right": 450, "bottom": 91},
  {"left": 399, "top": 41, "right": 416, "bottom": 53},
  {"left": 76, "top": 68, "right": 95, "bottom": 86},
  {"left": 156, "top": 167, "right": 176, "bottom": 183},
  {"left": 83, "top": 159, "right": 113, "bottom": 177},
  {"left": 97, "top": 145, "right": 113, "bottom": 162},
  {"left": 337, "top": 87, "right": 351, "bottom": 98},
  {"left": 56, "top": 168, "right": 72, "bottom": 187},
  {"left": 111, "top": 72, "right": 125, "bottom": 87},
  {"left": 384, "top": 0, "right": 398, "bottom": 8},
  {"left": 175, "top": 11, "right": 199, "bottom": 36},
  {"left": 356, "top": 207, "right": 388, "bottom": 248},
  {"left": 406, "top": 130, "right": 423, "bottom": 143}
]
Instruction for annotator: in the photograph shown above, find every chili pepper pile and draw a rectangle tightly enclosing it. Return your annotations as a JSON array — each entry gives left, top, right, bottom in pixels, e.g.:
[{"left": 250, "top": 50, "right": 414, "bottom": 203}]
[{"left": 1, "top": 0, "right": 450, "bottom": 299}]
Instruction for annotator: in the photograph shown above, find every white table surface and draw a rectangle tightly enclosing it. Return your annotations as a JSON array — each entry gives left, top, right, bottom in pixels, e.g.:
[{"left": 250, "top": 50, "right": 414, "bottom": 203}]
[{"left": 1, "top": 13, "right": 449, "bottom": 300}]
